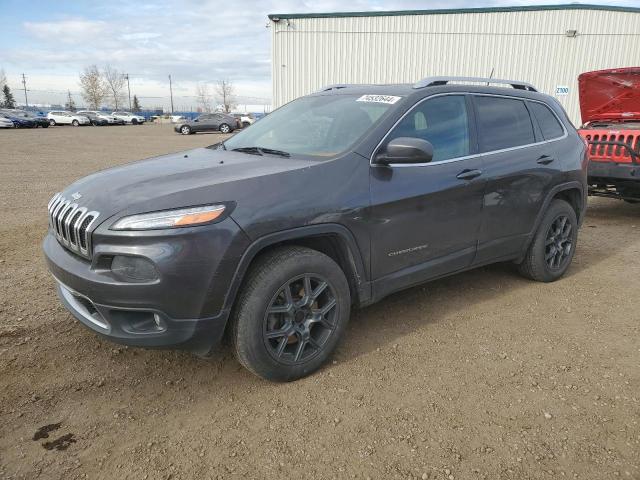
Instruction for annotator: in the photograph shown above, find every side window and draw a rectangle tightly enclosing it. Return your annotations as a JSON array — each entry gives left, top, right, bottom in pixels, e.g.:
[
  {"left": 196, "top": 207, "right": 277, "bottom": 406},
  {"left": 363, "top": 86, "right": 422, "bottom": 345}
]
[
  {"left": 529, "top": 102, "right": 564, "bottom": 140},
  {"left": 387, "top": 95, "right": 470, "bottom": 162},
  {"left": 475, "top": 96, "right": 535, "bottom": 152}
]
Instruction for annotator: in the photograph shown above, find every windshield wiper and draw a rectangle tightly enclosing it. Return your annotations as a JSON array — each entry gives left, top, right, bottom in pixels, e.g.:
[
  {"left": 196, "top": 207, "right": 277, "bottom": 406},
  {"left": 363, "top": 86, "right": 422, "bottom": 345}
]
[
  {"left": 259, "top": 147, "right": 290, "bottom": 157},
  {"left": 231, "top": 146, "right": 291, "bottom": 158},
  {"left": 231, "top": 146, "right": 263, "bottom": 156}
]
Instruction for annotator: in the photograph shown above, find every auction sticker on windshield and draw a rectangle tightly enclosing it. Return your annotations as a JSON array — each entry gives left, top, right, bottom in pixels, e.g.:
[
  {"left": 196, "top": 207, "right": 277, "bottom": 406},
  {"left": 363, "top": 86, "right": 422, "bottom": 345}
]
[{"left": 356, "top": 94, "right": 402, "bottom": 104}]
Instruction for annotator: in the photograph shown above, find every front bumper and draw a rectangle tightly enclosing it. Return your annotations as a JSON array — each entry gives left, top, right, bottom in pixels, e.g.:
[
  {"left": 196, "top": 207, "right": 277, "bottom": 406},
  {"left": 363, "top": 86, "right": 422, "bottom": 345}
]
[
  {"left": 588, "top": 160, "right": 639, "bottom": 182},
  {"left": 54, "top": 279, "right": 227, "bottom": 353},
  {"left": 43, "top": 218, "right": 250, "bottom": 353}
]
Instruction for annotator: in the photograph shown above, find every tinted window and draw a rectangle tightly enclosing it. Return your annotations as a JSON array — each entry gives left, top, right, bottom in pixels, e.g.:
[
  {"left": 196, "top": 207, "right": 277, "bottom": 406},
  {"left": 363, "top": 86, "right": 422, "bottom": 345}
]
[
  {"left": 223, "top": 94, "right": 394, "bottom": 158},
  {"left": 529, "top": 102, "right": 564, "bottom": 140},
  {"left": 387, "top": 95, "right": 470, "bottom": 162},
  {"left": 475, "top": 96, "right": 535, "bottom": 152}
]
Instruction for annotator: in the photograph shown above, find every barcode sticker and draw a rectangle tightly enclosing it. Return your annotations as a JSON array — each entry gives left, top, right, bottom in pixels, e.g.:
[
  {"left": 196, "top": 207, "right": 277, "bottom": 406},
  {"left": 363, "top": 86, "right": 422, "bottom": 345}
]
[{"left": 356, "top": 95, "right": 402, "bottom": 104}]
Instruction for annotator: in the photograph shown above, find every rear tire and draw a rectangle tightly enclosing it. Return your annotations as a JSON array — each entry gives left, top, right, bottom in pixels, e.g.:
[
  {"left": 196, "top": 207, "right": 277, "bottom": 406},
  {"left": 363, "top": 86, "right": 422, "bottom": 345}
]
[
  {"left": 518, "top": 199, "right": 578, "bottom": 282},
  {"left": 72, "top": 120, "right": 79, "bottom": 127},
  {"left": 219, "top": 123, "right": 231, "bottom": 134},
  {"left": 49, "top": 119, "right": 56, "bottom": 126},
  {"left": 180, "top": 125, "right": 191, "bottom": 135},
  {"left": 132, "top": 118, "right": 138, "bottom": 125},
  {"left": 230, "top": 246, "right": 351, "bottom": 382},
  {"left": 42, "top": 123, "right": 49, "bottom": 128}
]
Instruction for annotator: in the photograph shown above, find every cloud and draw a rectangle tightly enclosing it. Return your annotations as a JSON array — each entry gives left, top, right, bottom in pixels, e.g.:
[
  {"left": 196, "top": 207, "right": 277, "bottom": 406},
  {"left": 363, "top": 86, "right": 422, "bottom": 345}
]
[
  {"left": 23, "top": 19, "right": 107, "bottom": 43},
  {"left": 6, "top": 0, "right": 640, "bottom": 108}
]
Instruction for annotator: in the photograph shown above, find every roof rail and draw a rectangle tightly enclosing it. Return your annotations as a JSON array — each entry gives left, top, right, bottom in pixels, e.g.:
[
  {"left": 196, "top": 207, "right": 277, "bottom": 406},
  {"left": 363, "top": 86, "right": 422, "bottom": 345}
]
[{"left": 413, "top": 76, "right": 538, "bottom": 92}]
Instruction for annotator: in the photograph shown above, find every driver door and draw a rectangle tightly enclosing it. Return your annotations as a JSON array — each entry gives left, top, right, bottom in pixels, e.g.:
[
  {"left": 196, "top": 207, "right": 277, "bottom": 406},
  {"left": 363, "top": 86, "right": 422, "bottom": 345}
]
[{"left": 369, "top": 94, "right": 485, "bottom": 292}]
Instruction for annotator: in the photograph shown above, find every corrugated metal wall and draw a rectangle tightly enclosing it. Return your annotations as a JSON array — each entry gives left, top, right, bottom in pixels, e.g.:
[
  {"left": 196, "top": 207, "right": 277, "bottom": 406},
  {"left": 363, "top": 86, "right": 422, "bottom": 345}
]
[{"left": 271, "top": 8, "right": 640, "bottom": 125}]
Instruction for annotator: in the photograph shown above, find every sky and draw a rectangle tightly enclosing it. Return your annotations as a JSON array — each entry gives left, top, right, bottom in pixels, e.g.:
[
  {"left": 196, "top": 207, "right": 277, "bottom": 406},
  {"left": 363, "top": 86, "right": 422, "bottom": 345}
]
[{"left": 0, "top": 0, "right": 637, "bottom": 111}]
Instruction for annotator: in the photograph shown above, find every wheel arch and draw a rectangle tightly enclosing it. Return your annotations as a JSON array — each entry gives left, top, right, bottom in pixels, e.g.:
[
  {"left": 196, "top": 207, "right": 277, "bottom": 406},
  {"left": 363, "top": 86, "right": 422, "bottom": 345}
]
[
  {"left": 222, "top": 224, "right": 371, "bottom": 317},
  {"left": 518, "top": 181, "right": 586, "bottom": 262}
]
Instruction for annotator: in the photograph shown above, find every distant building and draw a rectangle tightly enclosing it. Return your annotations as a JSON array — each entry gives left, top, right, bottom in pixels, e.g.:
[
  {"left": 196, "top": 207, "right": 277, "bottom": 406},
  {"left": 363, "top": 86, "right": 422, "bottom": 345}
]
[{"left": 268, "top": 4, "right": 640, "bottom": 125}]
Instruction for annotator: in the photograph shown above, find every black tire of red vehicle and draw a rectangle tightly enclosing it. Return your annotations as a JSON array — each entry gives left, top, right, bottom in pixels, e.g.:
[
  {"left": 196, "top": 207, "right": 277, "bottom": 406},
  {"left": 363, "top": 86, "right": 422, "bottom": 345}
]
[
  {"left": 518, "top": 199, "right": 578, "bottom": 282},
  {"left": 230, "top": 246, "right": 351, "bottom": 382}
]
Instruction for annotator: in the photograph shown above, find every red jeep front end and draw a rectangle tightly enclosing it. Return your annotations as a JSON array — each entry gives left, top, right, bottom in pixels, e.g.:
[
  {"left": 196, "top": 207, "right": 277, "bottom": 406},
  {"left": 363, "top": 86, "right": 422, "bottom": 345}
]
[{"left": 577, "top": 67, "right": 640, "bottom": 202}]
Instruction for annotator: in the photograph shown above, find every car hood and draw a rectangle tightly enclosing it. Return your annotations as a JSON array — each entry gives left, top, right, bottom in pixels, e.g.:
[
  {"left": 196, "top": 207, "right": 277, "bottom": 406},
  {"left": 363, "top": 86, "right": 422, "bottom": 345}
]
[
  {"left": 59, "top": 147, "right": 319, "bottom": 225},
  {"left": 578, "top": 67, "right": 640, "bottom": 124}
]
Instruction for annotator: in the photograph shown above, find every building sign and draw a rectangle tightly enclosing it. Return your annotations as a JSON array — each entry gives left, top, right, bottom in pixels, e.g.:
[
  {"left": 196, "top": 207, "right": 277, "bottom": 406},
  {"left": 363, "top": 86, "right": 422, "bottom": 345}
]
[{"left": 555, "top": 86, "right": 570, "bottom": 96}]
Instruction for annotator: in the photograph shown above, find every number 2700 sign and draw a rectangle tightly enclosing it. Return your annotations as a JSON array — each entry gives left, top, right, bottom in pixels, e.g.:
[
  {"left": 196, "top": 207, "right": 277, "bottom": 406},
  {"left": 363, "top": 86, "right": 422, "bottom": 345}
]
[{"left": 555, "top": 86, "right": 570, "bottom": 96}]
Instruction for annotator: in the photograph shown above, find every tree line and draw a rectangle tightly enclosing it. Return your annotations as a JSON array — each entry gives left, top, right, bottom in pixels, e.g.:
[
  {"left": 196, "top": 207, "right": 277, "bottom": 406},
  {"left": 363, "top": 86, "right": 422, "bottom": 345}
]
[
  {"left": 0, "top": 69, "right": 16, "bottom": 109},
  {"left": 0, "top": 65, "right": 141, "bottom": 112},
  {"left": 195, "top": 79, "right": 235, "bottom": 113},
  {"left": 79, "top": 65, "right": 140, "bottom": 111}
]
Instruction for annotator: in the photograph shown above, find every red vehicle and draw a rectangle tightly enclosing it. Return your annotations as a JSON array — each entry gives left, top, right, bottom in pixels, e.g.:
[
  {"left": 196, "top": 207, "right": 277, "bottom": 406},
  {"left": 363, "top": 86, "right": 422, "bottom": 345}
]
[{"left": 577, "top": 67, "right": 640, "bottom": 202}]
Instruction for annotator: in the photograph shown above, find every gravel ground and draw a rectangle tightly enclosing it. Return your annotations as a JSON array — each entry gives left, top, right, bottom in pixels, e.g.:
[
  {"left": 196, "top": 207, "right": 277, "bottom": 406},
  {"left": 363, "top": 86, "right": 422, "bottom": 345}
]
[{"left": 0, "top": 124, "right": 639, "bottom": 480}]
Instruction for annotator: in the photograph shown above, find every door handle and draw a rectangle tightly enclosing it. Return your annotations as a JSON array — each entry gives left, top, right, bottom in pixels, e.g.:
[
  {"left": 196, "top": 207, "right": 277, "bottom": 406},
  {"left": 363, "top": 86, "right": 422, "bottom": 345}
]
[
  {"left": 456, "top": 169, "right": 483, "bottom": 180},
  {"left": 537, "top": 155, "right": 555, "bottom": 165}
]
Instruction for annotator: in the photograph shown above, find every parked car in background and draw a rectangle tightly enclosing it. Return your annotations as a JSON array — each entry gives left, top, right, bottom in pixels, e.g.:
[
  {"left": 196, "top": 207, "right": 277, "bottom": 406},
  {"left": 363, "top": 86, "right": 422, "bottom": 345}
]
[
  {"left": 174, "top": 112, "right": 238, "bottom": 135},
  {"left": 47, "top": 111, "right": 91, "bottom": 127},
  {"left": 112, "top": 111, "right": 146, "bottom": 124},
  {"left": 577, "top": 67, "right": 640, "bottom": 203},
  {"left": 0, "top": 111, "right": 36, "bottom": 128},
  {"left": 44, "top": 76, "right": 587, "bottom": 381},
  {"left": 77, "top": 111, "right": 110, "bottom": 126},
  {"left": 0, "top": 115, "right": 15, "bottom": 128},
  {"left": 233, "top": 113, "right": 255, "bottom": 128},
  {"left": 170, "top": 115, "right": 187, "bottom": 124},
  {"left": 1, "top": 109, "right": 49, "bottom": 128}
]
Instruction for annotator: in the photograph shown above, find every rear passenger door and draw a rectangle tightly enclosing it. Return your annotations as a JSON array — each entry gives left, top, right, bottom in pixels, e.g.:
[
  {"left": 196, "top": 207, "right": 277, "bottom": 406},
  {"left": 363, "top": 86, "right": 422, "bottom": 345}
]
[{"left": 473, "top": 95, "right": 563, "bottom": 264}]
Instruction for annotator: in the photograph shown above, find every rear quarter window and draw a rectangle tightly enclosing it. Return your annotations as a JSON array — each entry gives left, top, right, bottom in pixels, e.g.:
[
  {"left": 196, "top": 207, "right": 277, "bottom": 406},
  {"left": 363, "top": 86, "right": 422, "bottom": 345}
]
[
  {"left": 475, "top": 96, "right": 535, "bottom": 152},
  {"left": 529, "top": 102, "right": 565, "bottom": 140}
]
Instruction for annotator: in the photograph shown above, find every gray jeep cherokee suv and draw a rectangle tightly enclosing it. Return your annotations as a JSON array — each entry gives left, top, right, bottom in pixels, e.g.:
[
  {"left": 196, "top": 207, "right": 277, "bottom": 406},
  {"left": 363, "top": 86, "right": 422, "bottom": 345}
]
[{"left": 44, "top": 76, "right": 587, "bottom": 381}]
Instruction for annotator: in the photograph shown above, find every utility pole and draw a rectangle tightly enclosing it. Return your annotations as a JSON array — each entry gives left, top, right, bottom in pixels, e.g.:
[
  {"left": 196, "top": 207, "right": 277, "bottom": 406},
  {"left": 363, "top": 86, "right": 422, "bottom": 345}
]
[
  {"left": 168, "top": 75, "right": 174, "bottom": 114},
  {"left": 124, "top": 74, "right": 131, "bottom": 110},
  {"left": 21, "top": 73, "right": 29, "bottom": 108}
]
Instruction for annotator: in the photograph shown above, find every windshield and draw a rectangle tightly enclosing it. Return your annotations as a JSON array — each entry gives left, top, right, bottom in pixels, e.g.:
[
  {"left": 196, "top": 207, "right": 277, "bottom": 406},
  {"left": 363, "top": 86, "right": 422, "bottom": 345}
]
[{"left": 223, "top": 94, "right": 397, "bottom": 157}]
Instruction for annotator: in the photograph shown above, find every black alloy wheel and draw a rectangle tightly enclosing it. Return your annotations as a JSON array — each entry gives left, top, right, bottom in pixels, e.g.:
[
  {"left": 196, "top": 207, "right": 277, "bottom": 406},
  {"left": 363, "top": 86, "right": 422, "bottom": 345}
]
[
  {"left": 544, "top": 214, "right": 573, "bottom": 270},
  {"left": 263, "top": 273, "right": 338, "bottom": 365}
]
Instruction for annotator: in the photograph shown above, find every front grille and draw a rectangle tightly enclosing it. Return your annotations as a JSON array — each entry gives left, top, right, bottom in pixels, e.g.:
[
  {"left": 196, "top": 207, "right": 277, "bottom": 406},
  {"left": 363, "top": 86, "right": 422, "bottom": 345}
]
[
  {"left": 47, "top": 193, "right": 100, "bottom": 258},
  {"left": 580, "top": 129, "right": 640, "bottom": 164}
]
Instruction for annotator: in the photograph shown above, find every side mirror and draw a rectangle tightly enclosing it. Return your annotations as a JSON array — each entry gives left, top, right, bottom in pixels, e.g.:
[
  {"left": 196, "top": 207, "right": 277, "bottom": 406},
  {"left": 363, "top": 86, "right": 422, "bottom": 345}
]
[{"left": 375, "top": 137, "right": 434, "bottom": 165}]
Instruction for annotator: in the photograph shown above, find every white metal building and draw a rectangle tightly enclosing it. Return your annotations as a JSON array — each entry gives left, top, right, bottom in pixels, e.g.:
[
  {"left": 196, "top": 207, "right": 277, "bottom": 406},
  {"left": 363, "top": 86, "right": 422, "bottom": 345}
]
[{"left": 269, "top": 4, "right": 640, "bottom": 125}]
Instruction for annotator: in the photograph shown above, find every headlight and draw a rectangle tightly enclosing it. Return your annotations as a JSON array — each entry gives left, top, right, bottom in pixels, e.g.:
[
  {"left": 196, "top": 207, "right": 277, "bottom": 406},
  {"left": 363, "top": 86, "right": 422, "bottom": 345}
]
[{"left": 111, "top": 205, "right": 226, "bottom": 231}]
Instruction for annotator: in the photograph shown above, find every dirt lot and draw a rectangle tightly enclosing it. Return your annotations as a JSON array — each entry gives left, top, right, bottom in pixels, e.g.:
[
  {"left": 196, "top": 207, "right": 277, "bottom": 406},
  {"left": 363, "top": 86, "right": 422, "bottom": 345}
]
[{"left": 0, "top": 124, "right": 639, "bottom": 480}]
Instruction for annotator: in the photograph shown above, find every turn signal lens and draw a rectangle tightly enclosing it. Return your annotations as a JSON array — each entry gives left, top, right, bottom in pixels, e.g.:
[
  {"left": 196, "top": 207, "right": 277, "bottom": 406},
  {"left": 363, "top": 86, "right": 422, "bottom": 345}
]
[{"left": 111, "top": 205, "right": 226, "bottom": 231}]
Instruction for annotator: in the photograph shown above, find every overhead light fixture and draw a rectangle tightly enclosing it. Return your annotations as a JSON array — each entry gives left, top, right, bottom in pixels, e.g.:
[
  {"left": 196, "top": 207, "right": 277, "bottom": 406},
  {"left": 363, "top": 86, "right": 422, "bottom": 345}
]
[{"left": 566, "top": 29, "right": 578, "bottom": 37}]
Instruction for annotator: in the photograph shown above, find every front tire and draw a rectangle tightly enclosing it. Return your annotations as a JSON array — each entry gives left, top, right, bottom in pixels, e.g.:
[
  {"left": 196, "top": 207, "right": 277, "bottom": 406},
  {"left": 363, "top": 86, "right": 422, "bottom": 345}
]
[
  {"left": 49, "top": 119, "right": 56, "bottom": 126},
  {"left": 230, "top": 247, "right": 351, "bottom": 382},
  {"left": 132, "top": 118, "right": 138, "bottom": 125},
  {"left": 518, "top": 199, "right": 578, "bottom": 282},
  {"left": 72, "top": 120, "right": 79, "bottom": 127},
  {"left": 219, "top": 123, "right": 231, "bottom": 134},
  {"left": 180, "top": 125, "right": 191, "bottom": 135}
]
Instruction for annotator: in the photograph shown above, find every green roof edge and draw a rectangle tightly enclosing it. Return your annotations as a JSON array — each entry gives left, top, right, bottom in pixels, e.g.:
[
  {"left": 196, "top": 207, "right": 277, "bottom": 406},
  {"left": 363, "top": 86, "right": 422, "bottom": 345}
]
[{"left": 268, "top": 4, "right": 640, "bottom": 20}]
